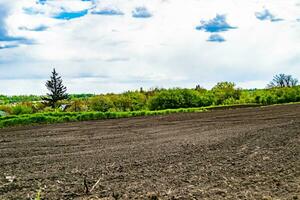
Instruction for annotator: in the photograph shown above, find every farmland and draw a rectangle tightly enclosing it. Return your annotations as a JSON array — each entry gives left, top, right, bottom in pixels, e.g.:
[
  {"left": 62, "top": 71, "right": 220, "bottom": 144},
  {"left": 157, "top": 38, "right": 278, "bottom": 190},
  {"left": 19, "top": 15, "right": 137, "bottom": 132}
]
[
  {"left": 1, "top": 0, "right": 300, "bottom": 199},
  {"left": 0, "top": 104, "right": 299, "bottom": 199}
]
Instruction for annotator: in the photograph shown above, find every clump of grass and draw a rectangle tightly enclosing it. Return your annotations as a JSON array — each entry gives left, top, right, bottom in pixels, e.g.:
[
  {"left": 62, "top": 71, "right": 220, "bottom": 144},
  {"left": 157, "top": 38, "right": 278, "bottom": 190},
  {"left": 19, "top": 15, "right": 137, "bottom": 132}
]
[{"left": 34, "top": 190, "right": 41, "bottom": 200}]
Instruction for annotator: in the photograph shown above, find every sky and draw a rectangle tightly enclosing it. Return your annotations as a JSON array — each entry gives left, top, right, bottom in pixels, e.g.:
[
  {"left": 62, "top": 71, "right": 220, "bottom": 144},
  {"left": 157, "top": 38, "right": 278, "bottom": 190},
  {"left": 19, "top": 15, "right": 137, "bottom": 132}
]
[{"left": 0, "top": 0, "right": 299, "bottom": 95}]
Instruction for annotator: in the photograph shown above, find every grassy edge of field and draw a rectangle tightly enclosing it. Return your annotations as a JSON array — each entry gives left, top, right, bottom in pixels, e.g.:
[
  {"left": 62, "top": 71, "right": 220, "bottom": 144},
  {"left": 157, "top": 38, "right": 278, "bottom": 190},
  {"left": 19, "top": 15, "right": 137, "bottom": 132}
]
[{"left": 0, "top": 102, "right": 299, "bottom": 129}]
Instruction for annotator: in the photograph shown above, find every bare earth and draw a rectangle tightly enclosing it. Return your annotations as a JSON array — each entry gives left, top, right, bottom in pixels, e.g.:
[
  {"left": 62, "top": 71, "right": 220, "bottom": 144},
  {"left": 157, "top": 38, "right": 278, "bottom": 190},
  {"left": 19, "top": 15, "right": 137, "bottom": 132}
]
[{"left": 0, "top": 104, "right": 300, "bottom": 200}]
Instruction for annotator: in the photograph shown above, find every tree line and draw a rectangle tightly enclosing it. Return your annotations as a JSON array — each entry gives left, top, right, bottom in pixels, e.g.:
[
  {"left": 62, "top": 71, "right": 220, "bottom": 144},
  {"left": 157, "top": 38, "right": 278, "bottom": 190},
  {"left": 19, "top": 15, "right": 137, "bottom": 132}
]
[{"left": 0, "top": 69, "right": 299, "bottom": 116}]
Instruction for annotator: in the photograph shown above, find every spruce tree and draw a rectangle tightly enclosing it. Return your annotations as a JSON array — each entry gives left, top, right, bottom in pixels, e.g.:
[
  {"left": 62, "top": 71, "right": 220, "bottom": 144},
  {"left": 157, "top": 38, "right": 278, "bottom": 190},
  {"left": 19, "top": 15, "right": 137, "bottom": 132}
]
[{"left": 42, "top": 68, "right": 68, "bottom": 108}]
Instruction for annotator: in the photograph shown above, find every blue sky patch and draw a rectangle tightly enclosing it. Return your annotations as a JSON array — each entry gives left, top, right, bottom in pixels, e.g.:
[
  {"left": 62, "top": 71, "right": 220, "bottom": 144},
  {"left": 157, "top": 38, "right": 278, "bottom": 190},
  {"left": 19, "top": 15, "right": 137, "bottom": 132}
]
[
  {"left": 53, "top": 9, "right": 88, "bottom": 20},
  {"left": 19, "top": 25, "right": 48, "bottom": 32},
  {"left": 0, "top": 6, "right": 31, "bottom": 48},
  {"left": 0, "top": 44, "right": 19, "bottom": 50},
  {"left": 132, "top": 7, "right": 152, "bottom": 18},
  {"left": 23, "top": 7, "right": 44, "bottom": 15},
  {"left": 207, "top": 34, "right": 226, "bottom": 42},
  {"left": 0, "top": 32, "right": 28, "bottom": 42},
  {"left": 36, "top": 0, "right": 47, "bottom": 5},
  {"left": 91, "top": 8, "right": 124, "bottom": 16},
  {"left": 255, "top": 9, "right": 284, "bottom": 22},
  {"left": 196, "top": 14, "right": 237, "bottom": 32}
]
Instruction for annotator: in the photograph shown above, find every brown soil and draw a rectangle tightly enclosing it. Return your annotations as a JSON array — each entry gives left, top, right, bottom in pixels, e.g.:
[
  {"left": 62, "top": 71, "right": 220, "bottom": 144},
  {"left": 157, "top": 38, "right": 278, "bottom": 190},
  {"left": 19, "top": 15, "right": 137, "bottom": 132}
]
[{"left": 0, "top": 104, "right": 300, "bottom": 200}]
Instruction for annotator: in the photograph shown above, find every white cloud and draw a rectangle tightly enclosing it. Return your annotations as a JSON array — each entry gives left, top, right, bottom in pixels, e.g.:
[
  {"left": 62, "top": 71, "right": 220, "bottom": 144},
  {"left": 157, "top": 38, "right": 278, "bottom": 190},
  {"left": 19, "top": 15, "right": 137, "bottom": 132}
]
[{"left": 0, "top": 0, "right": 299, "bottom": 95}]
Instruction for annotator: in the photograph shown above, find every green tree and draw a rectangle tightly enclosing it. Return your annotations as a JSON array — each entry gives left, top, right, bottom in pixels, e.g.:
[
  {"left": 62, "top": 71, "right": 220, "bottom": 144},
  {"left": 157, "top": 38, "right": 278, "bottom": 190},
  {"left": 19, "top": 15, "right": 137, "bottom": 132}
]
[
  {"left": 148, "top": 89, "right": 203, "bottom": 110},
  {"left": 212, "top": 82, "right": 241, "bottom": 104},
  {"left": 195, "top": 85, "right": 207, "bottom": 93},
  {"left": 89, "top": 96, "right": 114, "bottom": 112},
  {"left": 42, "top": 68, "right": 68, "bottom": 108}
]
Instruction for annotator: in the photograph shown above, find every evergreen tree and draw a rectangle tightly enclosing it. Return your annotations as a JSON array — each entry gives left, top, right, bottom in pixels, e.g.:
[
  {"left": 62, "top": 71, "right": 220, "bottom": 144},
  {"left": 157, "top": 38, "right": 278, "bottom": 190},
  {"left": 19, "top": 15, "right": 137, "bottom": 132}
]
[{"left": 42, "top": 68, "right": 68, "bottom": 108}]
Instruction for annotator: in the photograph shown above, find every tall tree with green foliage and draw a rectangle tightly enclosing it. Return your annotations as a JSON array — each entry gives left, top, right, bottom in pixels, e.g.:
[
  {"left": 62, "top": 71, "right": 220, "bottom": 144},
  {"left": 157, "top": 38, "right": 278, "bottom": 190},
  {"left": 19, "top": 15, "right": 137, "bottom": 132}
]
[
  {"left": 42, "top": 68, "right": 68, "bottom": 108},
  {"left": 211, "top": 82, "right": 241, "bottom": 104},
  {"left": 268, "top": 74, "right": 298, "bottom": 88}
]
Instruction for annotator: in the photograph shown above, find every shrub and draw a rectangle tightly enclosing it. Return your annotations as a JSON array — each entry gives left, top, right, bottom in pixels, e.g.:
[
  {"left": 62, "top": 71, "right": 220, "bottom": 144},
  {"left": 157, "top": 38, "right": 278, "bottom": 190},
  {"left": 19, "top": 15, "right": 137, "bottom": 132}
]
[
  {"left": 110, "top": 95, "right": 133, "bottom": 112},
  {"left": 0, "top": 105, "right": 12, "bottom": 115},
  {"left": 259, "top": 93, "right": 276, "bottom": 105},
  {"left": 123, "top": 92, "right": 147, "bottom": 111},
  {"left": 11, "top": 105, "right": 33, "bottom": 115},
  {"left": 67, "top": 99, "right": 88, "bottom": 112},
  {"left": 89, "top": 96, "right": 114, "bottom": 112},
  {"left": 223, "top": 97, "right": 238, "bottom": 105},
  {"left": 43, "top": 107, "right": 56, "bottom": 112},
  {"left": 198, "top": 92, "right": 216, "bottom": 106},
  {"left": 212, "top": 82, "right": 241, "bottom": 104},
  {"left": 148, "top": 89, "right": 203, "bottom": 110}
]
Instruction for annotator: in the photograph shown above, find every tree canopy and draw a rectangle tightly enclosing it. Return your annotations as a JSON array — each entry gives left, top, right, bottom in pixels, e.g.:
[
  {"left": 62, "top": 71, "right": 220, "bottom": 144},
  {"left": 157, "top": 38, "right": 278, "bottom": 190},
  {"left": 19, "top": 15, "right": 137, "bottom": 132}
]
[{"left": 268, "top": 74, "right": 298, "bottom": 88}]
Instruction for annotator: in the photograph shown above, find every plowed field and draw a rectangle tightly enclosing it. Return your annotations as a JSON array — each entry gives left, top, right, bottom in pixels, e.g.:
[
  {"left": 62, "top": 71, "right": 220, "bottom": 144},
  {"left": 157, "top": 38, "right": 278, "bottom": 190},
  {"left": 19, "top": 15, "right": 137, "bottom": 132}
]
[{"left": 1, "top": 104, "right": 300, "bottom": 199}]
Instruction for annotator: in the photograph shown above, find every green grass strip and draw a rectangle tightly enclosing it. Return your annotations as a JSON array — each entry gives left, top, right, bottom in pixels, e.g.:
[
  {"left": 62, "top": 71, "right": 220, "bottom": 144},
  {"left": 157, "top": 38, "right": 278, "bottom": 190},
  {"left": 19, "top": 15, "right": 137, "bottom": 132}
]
[
  {"left": 0, "top": 103, "right": 264, "bottom": 129},
  {"left": 0, "top": 107, "right": 208, "bottom": 128}
]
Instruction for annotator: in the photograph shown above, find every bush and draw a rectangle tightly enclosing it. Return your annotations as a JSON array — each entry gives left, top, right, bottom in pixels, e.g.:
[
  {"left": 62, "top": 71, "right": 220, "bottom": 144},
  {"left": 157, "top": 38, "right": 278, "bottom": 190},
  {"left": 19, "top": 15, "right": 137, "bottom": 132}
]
[
  {"left": 247, "top": 86, "right": 300, "bottom": 105},
  {"left": 110, "top": 95, "right": 132, "bottom": 112},
  {"left": 148, "top": 89, "right": 204, "bottom": 110},
  {"left": 223, "top": 97, "right": 238, "bottom": 105},
  {"left": 89, "top": 96, "right": 114, "bottom": 112},
  {"left": 274, "top": 87, "right": 300, "bottom": 103},
  {"left": 212, "top": 82, "right": 241, "bottom": 104},
  {"left": 11, "top": 105, "right": 33, "bottom": 115},
  {"left": 67, "top": 99, "right": 88, "bottom": 112},
  {"left": 0, "top": 105, "right": 12, "bottom": 115},
  {"left": 123, "top": 92, "right": 147, "bottom": 111}
]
